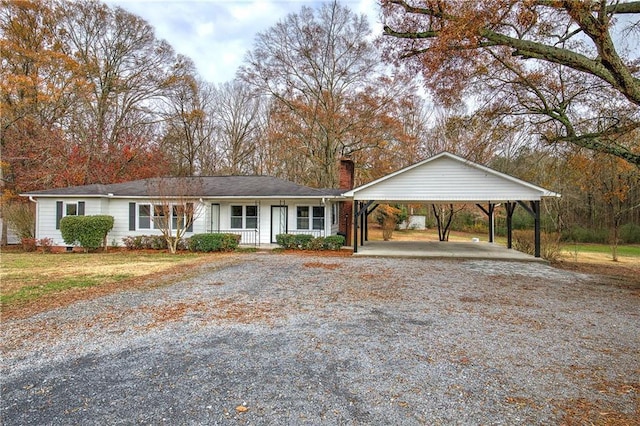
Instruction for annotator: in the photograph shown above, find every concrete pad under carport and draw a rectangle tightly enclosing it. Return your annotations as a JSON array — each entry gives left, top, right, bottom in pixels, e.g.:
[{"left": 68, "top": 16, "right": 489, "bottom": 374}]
[{"left": 352, "top": 240, "right": 547, "bottom": 262}]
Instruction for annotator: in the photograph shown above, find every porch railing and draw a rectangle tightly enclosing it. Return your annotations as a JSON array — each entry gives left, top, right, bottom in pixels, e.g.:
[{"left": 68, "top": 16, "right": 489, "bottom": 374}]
[
  {"left": 211, "top": 229, "right": 259, "bottom": 246},
  {"left": 286, "top": 229, "right": 325, "bottom": 238}
]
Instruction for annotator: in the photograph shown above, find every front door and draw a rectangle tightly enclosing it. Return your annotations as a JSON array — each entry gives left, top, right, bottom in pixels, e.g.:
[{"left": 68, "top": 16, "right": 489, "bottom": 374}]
[
  {"left": 271, "top": 206, "right": 287, "bottom": 243},
  {"left": 211, "top": 203, "right": 220, "bottom": 232}
]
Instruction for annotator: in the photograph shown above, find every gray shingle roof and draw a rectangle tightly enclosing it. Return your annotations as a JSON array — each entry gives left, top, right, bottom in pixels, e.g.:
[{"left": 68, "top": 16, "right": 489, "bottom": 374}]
[{"left": 23, "top": 176, "right": 344, "bottom": 198}]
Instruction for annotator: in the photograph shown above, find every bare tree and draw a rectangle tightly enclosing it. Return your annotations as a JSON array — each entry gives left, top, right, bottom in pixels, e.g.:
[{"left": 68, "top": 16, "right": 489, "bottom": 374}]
[
  {"left": 61, "top": 0, "right": 177, "bottom": 182},
  {"left": 160, "top": 57, "right": 216, "bottom": 176},
  {"left": 240, "top": 1, "right": 415, "bottom": 187},
  {"left": 211, "top": 81, "right": 264, "bottom": 175},
  {"left": 146, "top": 177, "right": 203, "bottom": 254},
  {"left": 432, "top": 204, "right": 466, "bottom": 242}
]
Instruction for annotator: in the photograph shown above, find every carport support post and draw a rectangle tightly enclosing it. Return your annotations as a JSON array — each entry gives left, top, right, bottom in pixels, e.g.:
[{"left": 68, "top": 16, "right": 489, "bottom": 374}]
[
  {"left": 532, "top": 200, "right": 541, "bottom": 258},
  {"left": 360, "top": 204, "right": 365, "bottom": 246},
  {"left": 353, "top": 201, "right": 359, "bottom": 253},
  {"left": 505, "top": 202, "right": 516, "bottom": 249},
  {"left": 488, "top": 203, "right": 495, "bottom": 243}
]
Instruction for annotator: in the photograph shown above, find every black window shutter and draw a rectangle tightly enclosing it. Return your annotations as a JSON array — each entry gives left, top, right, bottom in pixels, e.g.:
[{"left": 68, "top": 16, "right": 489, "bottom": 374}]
[
  {"left": 56, "top": 201, "right": 63, "bottom": 229},
  {"left": 78, "top": 201, "right": 85, "bottom": 216},
  {"left": 186, "top": 203, "right": 194, "bottom": 232},
  {"left": 129, "top": 203, "right": 136, "bottom": 231}
]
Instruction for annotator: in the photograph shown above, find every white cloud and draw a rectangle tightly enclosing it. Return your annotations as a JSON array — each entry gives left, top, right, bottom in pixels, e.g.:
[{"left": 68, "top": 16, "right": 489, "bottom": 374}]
[{"left": 103, "top": 0, "right": 381, "bottom": 84}]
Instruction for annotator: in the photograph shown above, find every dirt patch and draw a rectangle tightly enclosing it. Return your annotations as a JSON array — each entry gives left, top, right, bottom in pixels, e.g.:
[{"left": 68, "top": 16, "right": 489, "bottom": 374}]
[
  {"left": 302, "top": 261, "right": 341, "bottom": 270},
  {"left": 553, "top": 260, "right": 640, "bottom": 289}
]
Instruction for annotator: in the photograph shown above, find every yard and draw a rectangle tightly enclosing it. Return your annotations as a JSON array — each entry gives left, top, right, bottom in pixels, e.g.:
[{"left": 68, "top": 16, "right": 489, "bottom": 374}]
[
  {"left": 2, "top": 229, "right": 639, "bottom": 318},
  {"left": 1, "top": 250, "right": 638, "bottom": 424},
  {"left": 0, "top": 250, "right": 234, "bottom": 318}
]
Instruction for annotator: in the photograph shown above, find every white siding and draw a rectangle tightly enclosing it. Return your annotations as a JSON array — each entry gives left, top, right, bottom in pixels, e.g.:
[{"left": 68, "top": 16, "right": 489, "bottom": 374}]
[
  {"left": 109, "top": 199, "right": 209, "bottom": 244},
  {"left": 36, "top": 198, "right": 108, "bottom": 245},
  {"left": 35, "top": 196, "right": 338, "bottom": 247},
  {"left": 353, "top": 156, "right": 545, "bottom": 202}
]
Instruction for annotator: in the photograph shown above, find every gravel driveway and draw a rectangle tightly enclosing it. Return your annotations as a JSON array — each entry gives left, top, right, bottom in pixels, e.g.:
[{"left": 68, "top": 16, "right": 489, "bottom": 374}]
[{"left": 1, "top": 253, "right": 638, "bottom": 425}]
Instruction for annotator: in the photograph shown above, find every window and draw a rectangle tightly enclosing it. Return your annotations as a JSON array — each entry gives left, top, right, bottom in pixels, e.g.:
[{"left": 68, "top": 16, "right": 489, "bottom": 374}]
[
  {"left": 139, "top": 204, "right": 151, "bottom": 229},
  {"left": 313, "top": 206, "right": 324, "bottom": 230},
  {"left": 231, "top": 205, "right": 257, "bottom": 229},
  {"left": 66, "top": 203, "right": 78, "bottom": 216},
  {"left": 172, "top": 203, "right": 194, "bottom": 230},
  {"left": 297, "top": 206, "right": 325, "bottom": 230},
  {"left": 246, "top": 205, "right": 257, "bottom": 229},
  {"left": 297, "top": 206, "right": 309, "bottom": 229},
  {"left": 231, "top": 205, "right": 243, "bottom": 229},
  {"left": 57, "top": 201, "right": 85, "bottom": 229},
  {"left": 136, "top": 203, "right": 193, "bottom": 231},
  {"left": 153, "top": 205, "right": 168, "bottom": 229},
  {"left": 63, "top": 201, "right": 84, "bottom": 217}
]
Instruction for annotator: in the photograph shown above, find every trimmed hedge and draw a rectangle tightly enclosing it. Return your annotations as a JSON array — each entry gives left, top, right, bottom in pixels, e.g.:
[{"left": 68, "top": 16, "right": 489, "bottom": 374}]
[
  {"left": 122, "top": 235, "right": 170, "bottom": 250},
  {"left": 276, "top": 234, "right": 345, "bottom": 250},
  {"left": 60, "top": 215, "right": 114, "bottom": 251},
  {"left": 189, "top": 233, "right": 241, "bottom": 252}
]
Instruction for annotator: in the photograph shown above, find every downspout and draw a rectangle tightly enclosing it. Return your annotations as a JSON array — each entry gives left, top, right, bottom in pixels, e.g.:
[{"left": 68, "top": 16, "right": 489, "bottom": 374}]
[{"left": 29, "top": 196, "right": 38, "bottom": 240}]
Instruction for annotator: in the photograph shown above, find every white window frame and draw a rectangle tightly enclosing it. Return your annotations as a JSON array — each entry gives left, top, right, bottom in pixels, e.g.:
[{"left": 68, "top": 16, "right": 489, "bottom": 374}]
[
  {"left": 138, "top": 204, "right": 152, "bottom": 229},
  {"left": 331, "top": 203, "right": 338, "bottom": 226},
  {"left": 137, "top": 203, "right": 194, "bottom": 231},
  {"left": 296, "top": 205, "right": 325, "bottom": 231},
  {"left": 65, "top": 202, "right": 79, "bottom": 217},
  {"left": 230, "top": 205, "right": 258, "bottom": 230}
]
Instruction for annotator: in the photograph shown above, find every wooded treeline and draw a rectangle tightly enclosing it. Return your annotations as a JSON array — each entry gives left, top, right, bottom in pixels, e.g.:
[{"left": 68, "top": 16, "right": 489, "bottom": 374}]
[{"left": 2, "top": 0, "right": 639, "bottom": 242}]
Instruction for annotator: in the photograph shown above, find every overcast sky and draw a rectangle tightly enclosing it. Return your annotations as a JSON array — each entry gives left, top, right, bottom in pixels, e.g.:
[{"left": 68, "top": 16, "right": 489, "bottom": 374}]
[{"left": 103, "top": 0, "right": 382, "bottom": 85}]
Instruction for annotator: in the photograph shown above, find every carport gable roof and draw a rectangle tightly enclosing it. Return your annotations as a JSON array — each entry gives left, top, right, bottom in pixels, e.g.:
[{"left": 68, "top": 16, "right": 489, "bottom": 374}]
[{"left": 343, "top": 152, "right": 560, "bottom": 202}]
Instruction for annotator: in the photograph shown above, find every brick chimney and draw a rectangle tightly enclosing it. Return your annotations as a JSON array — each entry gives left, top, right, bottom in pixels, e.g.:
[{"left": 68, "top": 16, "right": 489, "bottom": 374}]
[
  {"left": 337, "top": 158, "right": 354, "bottom": 244},
  {"left": 338, "top": 158, "right": 354, "bottom": 190}
]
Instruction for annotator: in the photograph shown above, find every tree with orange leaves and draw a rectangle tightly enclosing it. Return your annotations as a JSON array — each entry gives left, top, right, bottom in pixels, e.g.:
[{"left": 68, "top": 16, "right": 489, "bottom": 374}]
[{"left": 381, "top": 0, "right": 640, "bottom": 167}]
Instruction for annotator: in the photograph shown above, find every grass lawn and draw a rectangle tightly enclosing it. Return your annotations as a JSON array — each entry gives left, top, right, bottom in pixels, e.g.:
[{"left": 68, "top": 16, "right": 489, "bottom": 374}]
[
  {"left": 560, "top": 243, "right": 640, "bottom": 257},
  {"left": 0, "top": 250, "right": 225, "bottom": 314}
]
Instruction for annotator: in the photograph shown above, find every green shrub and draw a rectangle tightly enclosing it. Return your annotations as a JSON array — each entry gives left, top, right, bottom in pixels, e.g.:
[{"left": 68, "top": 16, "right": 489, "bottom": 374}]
[
  {"left": 619, "top": 223, "right": 640, "bottom": 244},
  {"left": 60, "top": 215, "right": 114, "bottom": 251},
  {"left": 560, "top": 226, "right": 609, "bottom": 244},
  {"left": 275, "top": 234, "right": 345, "bottom": 250},
  {"left": 275, "top": 233, "right": 295, "bottom": 249},
  {"left": 189, "top": 233, "right": 241, "bottom": 252},
  {"left": 276, "top": 234, "right": 314, "bottom": 249},
  {"left": 122, "top": 235, "right": 169, "bottom": 250},
  {"left": 307, "top": 237, "right": 326, "bottom": 250},
  {"left": 323, "top": 235, "right": 345, "bottom": 249}
]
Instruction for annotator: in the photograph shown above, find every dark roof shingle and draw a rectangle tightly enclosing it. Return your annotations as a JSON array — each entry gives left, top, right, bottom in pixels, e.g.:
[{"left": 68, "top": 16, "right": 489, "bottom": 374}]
[{"left": 24, "top": 176, "right": 343, "bottom": 198}]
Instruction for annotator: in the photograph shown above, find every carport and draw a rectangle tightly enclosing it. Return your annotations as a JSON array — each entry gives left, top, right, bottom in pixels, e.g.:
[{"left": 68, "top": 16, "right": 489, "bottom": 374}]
[{"left": 343, "top": 152, "right": 560, "bottom": 258}]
